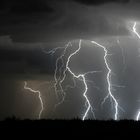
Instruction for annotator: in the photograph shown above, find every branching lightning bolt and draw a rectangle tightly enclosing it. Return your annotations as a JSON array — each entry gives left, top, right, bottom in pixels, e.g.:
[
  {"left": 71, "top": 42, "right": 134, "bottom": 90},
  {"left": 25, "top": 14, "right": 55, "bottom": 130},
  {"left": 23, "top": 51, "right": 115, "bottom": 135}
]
[
  {"left": 45, "top": 42, "right": 72, "bottom": 102},
  {"left": 132, "top": 21, "right": 140, "bottom": 121},
  {"left": 91, "top": 41, "right": 119, "bottom": 120},
  {"left": 45, "top": 40, "right": 103, "bottom": 120},
  {"left": 62, "top": 40, "right": 98, "bottom": 120},
  {"left": 24, "top": 81, "right": 44, "bottom": 119},
  {"left": 44, "top": 38, "right": 124, "bottom": 120},
  {"left": 43, "top": 35, "right": 126, "bottom": 120}
]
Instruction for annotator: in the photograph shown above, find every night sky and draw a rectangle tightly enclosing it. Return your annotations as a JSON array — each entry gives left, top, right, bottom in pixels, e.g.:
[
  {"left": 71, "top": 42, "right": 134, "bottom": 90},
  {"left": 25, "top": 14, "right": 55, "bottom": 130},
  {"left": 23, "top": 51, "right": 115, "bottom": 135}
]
[{"left": 1, "top": 0, "right": 140, "bottom": 120}]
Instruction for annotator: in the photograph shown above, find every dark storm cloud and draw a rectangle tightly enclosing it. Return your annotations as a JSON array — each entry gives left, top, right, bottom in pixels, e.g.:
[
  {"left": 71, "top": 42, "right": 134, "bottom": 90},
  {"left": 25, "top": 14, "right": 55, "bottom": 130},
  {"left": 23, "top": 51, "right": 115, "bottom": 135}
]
[
  {"left": 0, "top": 0, "right": 53, "bottom": 13},
  {"left": 0, "top": 36, "right": 58, "bottom": 77},
  {"left": 0, "top": 0, "right": 137, "bottom": 43},
  {"left": 74, "top": 0, "right": 130, "bottom": 5}
]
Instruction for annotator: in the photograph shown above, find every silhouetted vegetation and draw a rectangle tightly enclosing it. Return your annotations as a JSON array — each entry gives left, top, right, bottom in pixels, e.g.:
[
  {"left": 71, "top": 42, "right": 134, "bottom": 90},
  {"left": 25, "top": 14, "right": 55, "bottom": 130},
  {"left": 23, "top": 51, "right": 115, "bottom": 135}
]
[
  {"left": 1, "top": 117, "right": 138, "bottom": 138},
  {"left": 0, "top": 116, "right": 140, "bottom": 132}
]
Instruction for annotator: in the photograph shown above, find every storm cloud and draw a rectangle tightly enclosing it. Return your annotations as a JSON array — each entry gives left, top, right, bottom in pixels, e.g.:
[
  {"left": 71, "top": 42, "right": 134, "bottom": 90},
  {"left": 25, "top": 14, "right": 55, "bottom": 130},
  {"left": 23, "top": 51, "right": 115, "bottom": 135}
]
[{"left": 0, "top": 0, "right": 139, "bottom": 43}]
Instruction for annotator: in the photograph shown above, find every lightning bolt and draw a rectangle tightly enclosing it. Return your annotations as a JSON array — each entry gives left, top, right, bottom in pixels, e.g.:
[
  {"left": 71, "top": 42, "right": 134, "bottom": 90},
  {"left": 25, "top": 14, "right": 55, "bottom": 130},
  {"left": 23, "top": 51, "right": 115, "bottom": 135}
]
[
  {"left": 132, "top": 21, "right": 140, "bottom": 121},
  {"left": 63, "top": 40, "right": 98, "bottom": 120},
  {"left": 44, "top": 39, "right": 124, "bottom": 120},
  {"left": 45, "top": 40, "right": 103, "bottom": 120},
  {"left": 45, "top": 42, "right": 72, "bottom": 103},
  {"left": 24, "top": 81, "right": 44, "bottom": 119},
  {"left": 91, "top": 41, "right": 119, "bottom": 120},
  {"left": 136, "top": 111, "right": 140, "bottom": 121},
  {"left": 133, "top": 22, "right": 140, "bottom": 39}
]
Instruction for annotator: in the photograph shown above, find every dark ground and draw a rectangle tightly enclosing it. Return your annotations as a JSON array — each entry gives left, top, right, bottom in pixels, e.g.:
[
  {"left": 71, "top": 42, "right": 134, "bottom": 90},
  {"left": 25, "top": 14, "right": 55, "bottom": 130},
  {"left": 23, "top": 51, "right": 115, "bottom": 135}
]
[{"left": 0, "top": 117, "right": 140, "bottom": 137}]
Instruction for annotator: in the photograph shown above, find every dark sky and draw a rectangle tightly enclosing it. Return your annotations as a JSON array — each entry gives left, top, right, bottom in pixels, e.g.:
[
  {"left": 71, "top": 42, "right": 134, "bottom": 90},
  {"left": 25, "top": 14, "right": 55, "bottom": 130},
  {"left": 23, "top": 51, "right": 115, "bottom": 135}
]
[{"left": 1, "top": 0, "right": 140, "bottom": 120}]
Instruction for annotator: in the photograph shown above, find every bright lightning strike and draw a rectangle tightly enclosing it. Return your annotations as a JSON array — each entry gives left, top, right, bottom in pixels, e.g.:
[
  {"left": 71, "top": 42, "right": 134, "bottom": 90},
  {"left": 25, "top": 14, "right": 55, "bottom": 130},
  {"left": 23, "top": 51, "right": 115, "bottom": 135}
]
[
  {"left": 136, "top": 111, "right": 140, "bottom": 121},
  {"left": 132, "top": 21, "right": 140, "bottom": 121},
  {"left": 133, "top": 22, "right": 140, "bottom": 39},
  {"left": 24, "top": 81, "right": 44, "bottom": 119},
  {"left": 117, "top": 38, "right": 126, "bottom": 73},
  {"left": 47, "top": 42, "right": 72, "bottom": 103},
  {"left": 45, "top": 39, "right": 122, "bottom": 120},
  {"left": 63, "top": 40, "right": 98, "bottom": 120},
  {"left": 91, "top": 41, "right": 119, "bottom": 120},
  {"left": 45, "top": 40, "right": 102, "bottom": 120}
]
